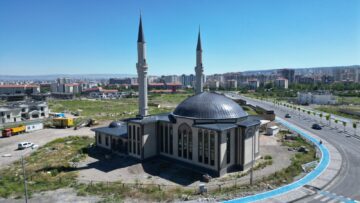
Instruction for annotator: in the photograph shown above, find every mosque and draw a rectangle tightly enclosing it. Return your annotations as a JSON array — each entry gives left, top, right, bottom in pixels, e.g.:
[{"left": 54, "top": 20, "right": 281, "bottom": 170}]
[{"left": 93, "top": 16, "right": 261, "bottom": 177}]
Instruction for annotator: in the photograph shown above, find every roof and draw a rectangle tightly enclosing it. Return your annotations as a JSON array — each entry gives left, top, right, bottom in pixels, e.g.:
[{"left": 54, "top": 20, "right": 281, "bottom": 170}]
[
  {"left": 197, "top": 30, "right": 202, "bottom": 51},
  {"left": 237, "top": 119, "right": 261, "bottom": 127},
  {"left": 126, "top": 113, "right": 171, "bottom": 124},
  {"left": 193, "top": 123, "right": 237, "bottom": 131},
  {"left": 173, "top": 92, "right": 247, "bottom": 119},
  {"left": 0, "top": 85, "right": 39, "bottom": 88},
  {"left": 92, "top": 123, "right": 127, "bottom": 137},
  {"left": 137, "top": 15, "right": 145, "bottom": 43}
]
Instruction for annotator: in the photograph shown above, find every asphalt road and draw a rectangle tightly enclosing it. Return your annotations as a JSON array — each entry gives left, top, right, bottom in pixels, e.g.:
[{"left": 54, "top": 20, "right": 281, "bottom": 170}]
[{"left": 227, "top": 93, "right": 360, "bottom": 202}]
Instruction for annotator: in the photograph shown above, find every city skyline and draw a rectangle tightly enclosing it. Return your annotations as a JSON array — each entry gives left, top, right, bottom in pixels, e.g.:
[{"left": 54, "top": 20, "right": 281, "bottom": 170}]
[{"left": 0, "top": 0, "right": 359, "bottom": 75}]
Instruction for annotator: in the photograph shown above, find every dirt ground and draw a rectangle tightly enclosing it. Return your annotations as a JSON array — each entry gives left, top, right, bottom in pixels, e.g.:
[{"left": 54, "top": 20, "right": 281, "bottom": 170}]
[
  {"left": 76, "top": 132, "right": 294, "bottom": 188},
  {"left": 0, "top": 123, "right": 107, "bottom": 170}
]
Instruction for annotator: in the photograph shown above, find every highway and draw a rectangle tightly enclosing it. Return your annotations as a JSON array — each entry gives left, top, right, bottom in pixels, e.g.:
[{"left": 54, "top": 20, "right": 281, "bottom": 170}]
[{"left": 226, "top": 93, "right": 360, "bottom": 202}]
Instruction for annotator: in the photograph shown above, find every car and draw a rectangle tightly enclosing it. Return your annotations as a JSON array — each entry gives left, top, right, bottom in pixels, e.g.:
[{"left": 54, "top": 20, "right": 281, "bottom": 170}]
[
  {"left": 312, "top": 124, "right": 322, "bottom": 130},
  {"left": 18, "top": 142, "right": 34, "bottom": 150},
  {"left": 285, "top": 114, "right": 291, "bottom": 118}
]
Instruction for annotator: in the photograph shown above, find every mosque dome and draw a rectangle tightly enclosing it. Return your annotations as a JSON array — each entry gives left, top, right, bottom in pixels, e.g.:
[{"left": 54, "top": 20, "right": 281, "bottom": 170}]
[{"left": 173, "top": 92, "right": 247, "bottom": 119}]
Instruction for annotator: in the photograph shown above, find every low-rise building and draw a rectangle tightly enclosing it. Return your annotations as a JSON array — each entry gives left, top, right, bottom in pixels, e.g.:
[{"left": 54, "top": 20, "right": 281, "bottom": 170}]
[
  {"left": 0, "top": 101, "right": 49, "bottom": 124},
  {"left": 0, "top": 85, "right": 40, "bottom": 95},
  {"left": 83, "top": 87, "right": 120, "bottom": 99},
  {"left": 226, "top": 79, "right": 237, "bottom": 89}
]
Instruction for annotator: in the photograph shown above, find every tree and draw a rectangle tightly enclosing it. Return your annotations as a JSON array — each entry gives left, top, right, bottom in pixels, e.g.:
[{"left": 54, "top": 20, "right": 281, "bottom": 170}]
[
  {"left": 353, "top": 122, "right": 358, "bottom": 136},
  {"left": 343, "top": 121, "right": 347, "bottom": 132},
  {"left": 319, "top": 113, "right": 323, "bottom": 124},
  {"left": 325, "top": 114, "right": 331, "bottom": 127},
  {"left": 334, "top": 119, "right": 338, "bottom": 129}
]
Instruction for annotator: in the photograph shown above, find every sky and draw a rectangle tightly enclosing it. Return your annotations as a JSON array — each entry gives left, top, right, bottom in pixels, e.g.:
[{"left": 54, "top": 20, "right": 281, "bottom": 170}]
[{"left": 0, "top": 0, "right": 359, "bottom": 76}]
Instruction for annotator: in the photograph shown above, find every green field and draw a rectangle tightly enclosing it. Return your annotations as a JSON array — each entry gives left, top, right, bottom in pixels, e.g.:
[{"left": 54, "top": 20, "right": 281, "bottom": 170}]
[
  {"left": 315, "top": 106, "right": 360, "bottom": 120},
  {"left": 336, "top": 96, "right": 360, "bottom": 105},
  {"left": 49, "top": 93, "right": 192, "bottom": 121}
]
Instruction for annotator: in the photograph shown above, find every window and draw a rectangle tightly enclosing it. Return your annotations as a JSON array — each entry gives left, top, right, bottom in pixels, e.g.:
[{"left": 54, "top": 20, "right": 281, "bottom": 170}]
[
  {"left": 198, "top": 130, "right": 203, "bottom": 162},
  {"left": 133, "top": 126, "right": 136, "bottom": 154},
  {"left": 105, "top": 136, "right": 109, "bottom": 146},
  {"left": 210, "top": 131, "right": 215, "bottom": 166},
  {"left": 137, "top": 127, "right": 140, "bottom": 155},
  {"left": 227, "top": 130, "right": 231, "bottom": 164},
  {"left": 204, "top": 130, "right": 209, "bottom": 164},
  {"left": 160, "top": 123, "right": 164, "bottom": 152},
  {"left": 98, "top": 133, "right": 102, "bottom": 144},
  {"left": 128, "top": 126, "right": 132, "bottom": 153},
  {"left": 169, "top": 126, "right": 173, "bottom": 155},
  {"left": 183, "top": 129, "right": 187, "bottom": 159},
  {"left": 165, "top": 125, "right": 169, "bottom": 153},
  {"left": 178, "top": 123, "right": 192, "bottom": 160},
  {"left": 188, "top": 131, "right": 192, "bottom": 160},
  {"left": 178, "top": 129, "right": 182, "bottom": 157},
  {"left": 7, "top": 115, "right": 10, "bottom": 119}
]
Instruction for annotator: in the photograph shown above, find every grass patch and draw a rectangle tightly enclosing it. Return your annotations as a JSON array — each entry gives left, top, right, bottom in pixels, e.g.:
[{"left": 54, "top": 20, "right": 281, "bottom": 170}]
[
  {"left": 315, "top": 106, "right": 360, "bottom": 120},
  {"left": 49, "top": 94, "right": 192, "bottom": 121},
  {"left": 0, "top": 136, "right": 93, "bottom": 198},
  {"left": 241, "top": 105, "right": 258, "bottom": 115}
]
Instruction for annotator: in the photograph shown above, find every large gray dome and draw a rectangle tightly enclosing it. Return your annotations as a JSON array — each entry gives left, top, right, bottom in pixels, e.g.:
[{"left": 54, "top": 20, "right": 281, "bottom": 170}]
[{"left": 173, "top": 92, "right": 247, "bottom": 119}]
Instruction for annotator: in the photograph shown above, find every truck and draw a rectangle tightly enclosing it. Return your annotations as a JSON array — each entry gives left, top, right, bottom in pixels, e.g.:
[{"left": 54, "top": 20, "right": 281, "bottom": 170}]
[
  {"left": 53, "top": 117, "right": 74, "bottom": 128},
  {"left": 2, "top": 125, "right": 26, "bottom": 137}
]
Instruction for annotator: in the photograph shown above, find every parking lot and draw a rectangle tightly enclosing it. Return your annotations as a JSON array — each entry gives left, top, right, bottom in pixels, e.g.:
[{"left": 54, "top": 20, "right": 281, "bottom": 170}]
[{"left": 0, "top": 127, "right": 95, "bottom": 169}]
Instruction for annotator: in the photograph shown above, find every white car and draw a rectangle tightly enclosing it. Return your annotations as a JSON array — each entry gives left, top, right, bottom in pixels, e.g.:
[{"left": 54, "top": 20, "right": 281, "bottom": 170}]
[{"left": 18, "top": 142, "right": 34, "bottom": 150}]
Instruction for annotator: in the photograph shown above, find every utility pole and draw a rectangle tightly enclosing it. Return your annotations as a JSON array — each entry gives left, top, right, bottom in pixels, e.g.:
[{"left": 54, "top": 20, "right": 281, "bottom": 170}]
[
  {"left": 250, "top": 131, "right": 255, "bottom": 185},
  {"left": 21, "top": 156, "right": 28, "bottom": 203}
]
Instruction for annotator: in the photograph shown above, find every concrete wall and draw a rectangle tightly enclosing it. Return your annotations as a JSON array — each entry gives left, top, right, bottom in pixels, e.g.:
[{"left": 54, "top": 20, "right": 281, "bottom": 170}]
[{"left": 143, "top": 122, "right": 157, "bottom": 159}]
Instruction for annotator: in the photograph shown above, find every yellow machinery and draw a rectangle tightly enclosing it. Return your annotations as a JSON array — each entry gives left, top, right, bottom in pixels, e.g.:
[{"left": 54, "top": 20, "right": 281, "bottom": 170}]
[{"left": 53, "top": 118, "right": 74, "bottom": 128}]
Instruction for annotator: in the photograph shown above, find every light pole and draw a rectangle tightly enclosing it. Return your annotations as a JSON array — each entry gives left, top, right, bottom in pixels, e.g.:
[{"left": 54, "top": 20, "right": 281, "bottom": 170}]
[{"left": 21, "top": 156, "right": 28, "bottom": 203}]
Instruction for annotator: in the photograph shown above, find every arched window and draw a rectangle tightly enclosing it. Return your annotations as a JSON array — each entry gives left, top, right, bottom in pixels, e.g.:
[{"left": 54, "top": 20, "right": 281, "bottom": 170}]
[{"left": 178, "top": 123, "right": 192, "bottom": 160}]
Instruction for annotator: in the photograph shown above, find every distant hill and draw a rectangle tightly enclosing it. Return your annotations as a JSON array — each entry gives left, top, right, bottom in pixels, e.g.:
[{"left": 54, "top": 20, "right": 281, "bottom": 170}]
[{"left": 0, "top": 74, "right": 136, "bottom": 81}]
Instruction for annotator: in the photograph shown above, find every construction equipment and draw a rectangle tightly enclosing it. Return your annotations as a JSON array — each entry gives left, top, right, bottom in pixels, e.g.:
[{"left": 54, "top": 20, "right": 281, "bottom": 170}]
[
  {"left": 74, "top": 118, "right": 98, "bottom": 130},
  {"left": 2, "top": 125, "right": 26, "bottom": 137},
  {"left": 53, "top": 117, "right": 74, "bottom": 128}
]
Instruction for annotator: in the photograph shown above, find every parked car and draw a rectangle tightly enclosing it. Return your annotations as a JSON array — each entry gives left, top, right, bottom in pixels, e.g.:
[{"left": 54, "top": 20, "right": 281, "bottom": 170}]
[
  {"left": 18, "top": 142, "right": 34, "bottom": 150},
  {"left": 285, "top": 114, "right": 291, "bottom": 118},
  {"left": 312, "top": 124, "right": 322, "bottom": 130}
]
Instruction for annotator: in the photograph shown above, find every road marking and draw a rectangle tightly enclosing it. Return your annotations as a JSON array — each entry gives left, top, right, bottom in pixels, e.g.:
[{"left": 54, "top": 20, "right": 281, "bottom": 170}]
[
  {"left": 320, "top": 196, "right": 332, "bottom": 202},
  {"left": 314, "top": 194, "right": 323, "bottom": 199}
]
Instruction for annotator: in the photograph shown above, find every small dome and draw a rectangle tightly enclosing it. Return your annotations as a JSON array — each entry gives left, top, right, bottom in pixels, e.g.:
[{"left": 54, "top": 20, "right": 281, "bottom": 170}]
[
  {"left": 109, "top": 121, "right": 123, "bottom": 128},
  {"left": 173, "top": 92, "right": 247, "bottom": 119}
]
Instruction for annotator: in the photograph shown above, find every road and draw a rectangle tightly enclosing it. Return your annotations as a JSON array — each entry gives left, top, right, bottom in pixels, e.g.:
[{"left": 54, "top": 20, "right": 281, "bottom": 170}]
[{"left": 226, "top": 93, "right": 360, "bottom": 202}]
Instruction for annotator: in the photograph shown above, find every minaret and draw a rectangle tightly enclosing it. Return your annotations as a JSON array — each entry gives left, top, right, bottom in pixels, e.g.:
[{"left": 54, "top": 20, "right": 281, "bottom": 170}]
[
  {"left": 195, "top": 29, "right": 204, "bottom": 94},
  {"left": 136, "top": 15, "right": 148, "bottom": 117}
]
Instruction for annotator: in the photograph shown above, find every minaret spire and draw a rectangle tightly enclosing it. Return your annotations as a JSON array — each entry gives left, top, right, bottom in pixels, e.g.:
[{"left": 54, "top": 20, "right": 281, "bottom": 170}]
[
  {"left": 136, "top": 14, "right": 148, "bottom": 116},
  {"left": 195, "top": 28, "right": 204, "bottom": 95}
]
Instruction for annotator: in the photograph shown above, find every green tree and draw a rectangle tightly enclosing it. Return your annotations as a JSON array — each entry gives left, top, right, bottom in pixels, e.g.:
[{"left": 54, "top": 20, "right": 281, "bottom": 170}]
[
  {"left": 353, "top": 122, "right": 358, "bottom": 136},
  {"left": 343, "top": 121, "right": 347, "bottom": 132},
  {"left": 325, "top": 114, "right": 331, "bottom": 127}
]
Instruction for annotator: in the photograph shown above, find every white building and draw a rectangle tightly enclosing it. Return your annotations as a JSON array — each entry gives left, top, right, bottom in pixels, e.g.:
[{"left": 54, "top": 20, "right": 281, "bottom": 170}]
[
  {"left": 297, "top": 92, "right": 337, "bottom": 105},
  {"left": 226, "top": 79, "right": 238, "bottom": 89},
  {"left": 0, "top": 101, "right": 49, "bottom": 124},
  {"left": 275, "top": 77, "right": 289, "bottom": 89}
]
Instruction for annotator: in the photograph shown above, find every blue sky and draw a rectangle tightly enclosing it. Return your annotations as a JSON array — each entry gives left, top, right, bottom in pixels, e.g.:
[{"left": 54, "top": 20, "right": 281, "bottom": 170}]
[{"left": 0, "top": 0, "right": 359, "bottom": 76}]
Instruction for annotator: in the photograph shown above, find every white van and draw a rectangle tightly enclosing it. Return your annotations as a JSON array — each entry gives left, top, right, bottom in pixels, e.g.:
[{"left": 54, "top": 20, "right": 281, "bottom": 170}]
[{"left": 18, "top": 142, "right": 34, "bottom": 150}]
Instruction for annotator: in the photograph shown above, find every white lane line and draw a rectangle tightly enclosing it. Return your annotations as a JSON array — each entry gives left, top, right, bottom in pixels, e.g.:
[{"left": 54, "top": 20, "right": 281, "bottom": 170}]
[
  {"left": 328, "top": 199, "right": 340, "bottom": 203},
  {"left": 320, "top": 196, "right": 332, "bottom": 202},
  {"left": 314, "top": 194, "right": 324, "bottom": 199}
]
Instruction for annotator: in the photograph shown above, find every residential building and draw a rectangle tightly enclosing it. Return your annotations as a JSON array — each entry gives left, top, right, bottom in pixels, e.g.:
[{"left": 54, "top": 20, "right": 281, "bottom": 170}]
[{"left": 275, "top": 77, "right": 289, "bottom": 89}]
